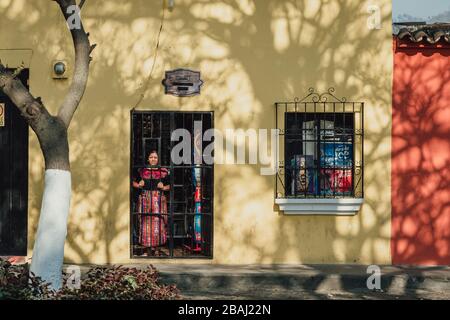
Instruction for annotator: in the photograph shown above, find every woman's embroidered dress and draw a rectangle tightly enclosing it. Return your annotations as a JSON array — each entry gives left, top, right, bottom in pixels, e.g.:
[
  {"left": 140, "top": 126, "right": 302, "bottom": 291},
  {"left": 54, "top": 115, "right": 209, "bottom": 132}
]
[{"left": 136, "top": 168, "right": 169, "bottom": 247}]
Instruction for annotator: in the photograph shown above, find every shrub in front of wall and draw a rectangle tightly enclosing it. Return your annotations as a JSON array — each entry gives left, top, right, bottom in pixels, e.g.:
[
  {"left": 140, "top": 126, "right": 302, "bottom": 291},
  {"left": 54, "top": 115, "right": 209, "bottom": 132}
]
[
  {"left": 56, "top": 265, "right": 180, "bottom": 300},
  {"left": 0, "top": 259, "right": 55, "bottom": 300},
  {"left": 0, "top": 259, "right": 180, "bottom": 300}
]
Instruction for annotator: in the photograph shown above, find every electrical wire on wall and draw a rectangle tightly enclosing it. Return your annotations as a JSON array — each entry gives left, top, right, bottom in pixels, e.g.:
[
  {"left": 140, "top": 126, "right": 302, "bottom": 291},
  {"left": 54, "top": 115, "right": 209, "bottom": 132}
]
[{"left": 133, "top": 0, "right": 166, "bottom": 109}]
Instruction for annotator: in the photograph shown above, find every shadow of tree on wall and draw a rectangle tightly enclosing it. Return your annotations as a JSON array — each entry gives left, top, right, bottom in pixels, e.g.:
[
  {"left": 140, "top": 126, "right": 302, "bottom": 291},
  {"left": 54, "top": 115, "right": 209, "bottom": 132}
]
[
  {"left": 0, "top": 0, "right": 427, "bottom": 297},
  {"left": 168, "top": 0, "right": 393, "bottom": 267},
  {"left": 392, "top": 40, "right": 450, "bottom": 265}
]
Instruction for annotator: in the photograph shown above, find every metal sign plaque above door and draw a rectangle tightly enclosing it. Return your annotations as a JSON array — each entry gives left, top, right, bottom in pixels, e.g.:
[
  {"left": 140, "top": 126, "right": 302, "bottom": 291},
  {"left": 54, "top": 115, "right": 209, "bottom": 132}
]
[
  {"left": 0, "top": 103, "right": 5, "bottom": 127},
  {"left": 162, "top": 68, "right": 203, "bottom": 97}
]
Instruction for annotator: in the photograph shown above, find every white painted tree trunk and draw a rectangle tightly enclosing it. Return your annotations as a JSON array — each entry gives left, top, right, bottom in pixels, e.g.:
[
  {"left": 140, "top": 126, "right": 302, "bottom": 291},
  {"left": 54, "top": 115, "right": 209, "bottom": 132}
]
[
  {"left": 1, "top": 0, "right": 92, "bottom": 293},
  {"left": 30, "top": 169, "right": 72, "bottom": 290}
]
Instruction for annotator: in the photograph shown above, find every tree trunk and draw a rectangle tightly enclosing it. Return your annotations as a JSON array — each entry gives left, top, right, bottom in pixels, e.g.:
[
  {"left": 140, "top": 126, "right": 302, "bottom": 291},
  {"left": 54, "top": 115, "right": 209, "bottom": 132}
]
[
  {"left": 0, "top": 0, "right": 93, "bottom": 290},
  {"left": 0, "top": 71, "right": 72, "bottom": 290},
  {"left": 28, "top": 117, "right": 71, "bottom": 289},
  {"left": 29, "top": 118, "right": 69, "bottom": 290},
  {"left": 30, "top": 170, "right": 71, "bottom": 289}
]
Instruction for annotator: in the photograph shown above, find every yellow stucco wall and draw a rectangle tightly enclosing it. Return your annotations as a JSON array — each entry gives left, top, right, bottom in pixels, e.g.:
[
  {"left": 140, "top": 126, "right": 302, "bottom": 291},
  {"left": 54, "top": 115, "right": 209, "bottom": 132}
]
[{"left": 0, "top": 0, "right": 392, "bottom": 265}]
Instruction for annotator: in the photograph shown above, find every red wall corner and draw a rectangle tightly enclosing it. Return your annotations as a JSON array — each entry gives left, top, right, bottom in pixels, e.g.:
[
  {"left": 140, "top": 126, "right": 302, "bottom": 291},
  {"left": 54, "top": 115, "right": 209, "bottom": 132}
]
[{"left": 392, "top": 38, "right": 450, "bottom": 265}]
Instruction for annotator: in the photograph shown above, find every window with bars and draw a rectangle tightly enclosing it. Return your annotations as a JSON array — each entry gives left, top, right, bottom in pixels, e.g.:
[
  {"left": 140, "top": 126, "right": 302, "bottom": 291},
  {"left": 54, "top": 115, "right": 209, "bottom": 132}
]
[
  {"left": 130, "top": 111, "right": 213, "bottom": 258},
  {"left": 275, "top": 89, "right": 364, "bottom": 199}
]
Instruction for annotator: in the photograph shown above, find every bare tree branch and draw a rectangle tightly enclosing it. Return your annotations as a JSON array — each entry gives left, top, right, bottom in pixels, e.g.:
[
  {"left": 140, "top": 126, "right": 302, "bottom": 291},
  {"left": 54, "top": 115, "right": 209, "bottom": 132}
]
[
  {"left": 0, "top": 64, "right": 70, "bottom": 170},
  {"left": 12, "top": 61, "right": 25, "bottom": 78},
  {"left": 0, "top": 0, "right": 95, "bottom": 168},
  {"left": 0, "top": 64, "right": 48, "bottom": 124},
  {"left": 55, "top": 0, "right": 95, "bottom": 128}
]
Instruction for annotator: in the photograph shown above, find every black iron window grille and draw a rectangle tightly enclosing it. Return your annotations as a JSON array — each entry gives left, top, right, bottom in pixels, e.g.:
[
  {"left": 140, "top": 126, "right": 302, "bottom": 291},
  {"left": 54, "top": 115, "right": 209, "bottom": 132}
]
[
  {"left": 130, "top": 111, "right": 213, "bottom": 259},
  {"left": 275, "top": 88, "right": 364, "bottom": 199}
]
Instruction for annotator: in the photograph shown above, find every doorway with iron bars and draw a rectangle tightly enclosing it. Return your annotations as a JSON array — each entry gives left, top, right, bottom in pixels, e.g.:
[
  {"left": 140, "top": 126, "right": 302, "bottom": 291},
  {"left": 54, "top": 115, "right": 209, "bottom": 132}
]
[{"left": 130, "top": 111, "right": 213, "bottom": 259}]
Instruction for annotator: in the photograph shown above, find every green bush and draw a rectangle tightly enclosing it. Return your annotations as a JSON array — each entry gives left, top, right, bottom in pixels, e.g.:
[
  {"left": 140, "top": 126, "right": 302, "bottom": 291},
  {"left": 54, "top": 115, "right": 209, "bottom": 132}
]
[{"left": 0, "top": 259, "right": 180, "bottom": 300}]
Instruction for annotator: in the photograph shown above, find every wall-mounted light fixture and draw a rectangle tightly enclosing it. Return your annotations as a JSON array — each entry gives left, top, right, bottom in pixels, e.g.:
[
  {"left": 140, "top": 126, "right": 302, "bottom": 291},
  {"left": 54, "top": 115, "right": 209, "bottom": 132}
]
[
  {"left": 52, "top": 60, "right": 68, "bottom": 79},
  {"left": 168, "top": 0, "right": 174, "bottom": 12}
]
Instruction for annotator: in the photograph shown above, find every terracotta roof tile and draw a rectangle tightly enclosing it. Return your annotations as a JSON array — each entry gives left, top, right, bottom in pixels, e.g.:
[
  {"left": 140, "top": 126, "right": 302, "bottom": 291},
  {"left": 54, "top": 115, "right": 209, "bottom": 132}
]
[{"left": 394, "top": 23, "right": 450, "bottom": 43}]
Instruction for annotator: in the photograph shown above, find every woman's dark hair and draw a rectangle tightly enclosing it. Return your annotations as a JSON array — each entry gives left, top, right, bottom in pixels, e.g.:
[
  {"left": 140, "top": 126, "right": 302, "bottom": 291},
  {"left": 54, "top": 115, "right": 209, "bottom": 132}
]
[{"left": 147, "top": 150, "right": 159, "bottom": 158}]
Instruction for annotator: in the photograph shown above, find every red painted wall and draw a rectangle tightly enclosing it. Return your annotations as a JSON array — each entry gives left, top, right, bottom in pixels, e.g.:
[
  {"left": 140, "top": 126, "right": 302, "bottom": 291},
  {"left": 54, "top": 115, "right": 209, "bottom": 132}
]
[{"left": 392, "top": 39, "right": 450, "bottom": 265}]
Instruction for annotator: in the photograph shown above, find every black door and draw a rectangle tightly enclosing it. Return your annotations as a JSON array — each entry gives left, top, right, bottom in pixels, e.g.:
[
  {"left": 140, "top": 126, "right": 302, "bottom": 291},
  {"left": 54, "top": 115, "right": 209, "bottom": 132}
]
[{"left": 0, "top": 70, "right": 29, "bottom": 256}]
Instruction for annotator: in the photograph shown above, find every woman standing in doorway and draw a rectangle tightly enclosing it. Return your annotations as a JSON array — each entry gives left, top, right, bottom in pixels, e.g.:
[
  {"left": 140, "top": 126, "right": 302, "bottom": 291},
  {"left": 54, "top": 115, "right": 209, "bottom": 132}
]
[{"left": 132, "top": 150, "right": 170, "bottom": 255}]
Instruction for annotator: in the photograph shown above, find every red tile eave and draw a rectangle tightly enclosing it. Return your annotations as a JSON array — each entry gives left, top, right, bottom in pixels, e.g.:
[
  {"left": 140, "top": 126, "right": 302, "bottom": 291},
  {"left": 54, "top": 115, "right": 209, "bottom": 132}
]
[{"left": 393, "top": 37, "right": 450, "bottom": 52}]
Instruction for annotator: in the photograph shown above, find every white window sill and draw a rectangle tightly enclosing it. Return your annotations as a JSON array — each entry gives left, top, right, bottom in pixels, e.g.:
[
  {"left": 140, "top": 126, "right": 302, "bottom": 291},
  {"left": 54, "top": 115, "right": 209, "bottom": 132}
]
[{"left": 275, "top": 198, "right": 364, "bottom": 216}]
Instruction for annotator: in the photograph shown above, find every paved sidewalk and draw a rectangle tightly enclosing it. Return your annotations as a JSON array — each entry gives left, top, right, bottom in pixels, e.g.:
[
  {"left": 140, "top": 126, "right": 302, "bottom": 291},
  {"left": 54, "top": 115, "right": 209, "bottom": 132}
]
[
  {"left": 156, "top": 264, "right": 450, "bottom": 300},
  {"left": 67, "top": 264, "right": 450, "bottom": 300}
]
